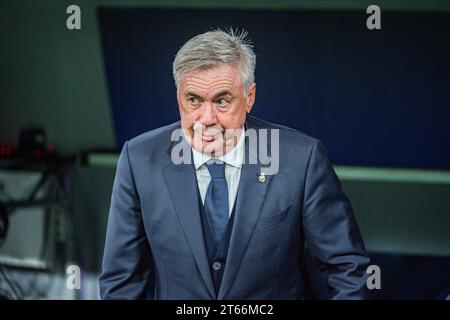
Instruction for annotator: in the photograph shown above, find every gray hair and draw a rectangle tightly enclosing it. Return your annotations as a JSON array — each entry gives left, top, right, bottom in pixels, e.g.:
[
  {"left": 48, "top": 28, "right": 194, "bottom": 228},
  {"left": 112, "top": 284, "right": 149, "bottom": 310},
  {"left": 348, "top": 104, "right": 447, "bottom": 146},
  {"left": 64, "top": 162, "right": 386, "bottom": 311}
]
[{"left": 172, "top": 28, "right": 256, "bottom": 94}]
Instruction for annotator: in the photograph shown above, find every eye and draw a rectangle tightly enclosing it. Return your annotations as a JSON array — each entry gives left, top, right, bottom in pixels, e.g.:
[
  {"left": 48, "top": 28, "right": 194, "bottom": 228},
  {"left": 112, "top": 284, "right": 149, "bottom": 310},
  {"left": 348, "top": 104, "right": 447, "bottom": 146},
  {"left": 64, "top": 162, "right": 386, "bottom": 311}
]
[
  {"left": 188, "top": 97, "right": 200, "bottom": 106},
  {"left": 216, "top": 98, "right": 229, "bottom": 108}
]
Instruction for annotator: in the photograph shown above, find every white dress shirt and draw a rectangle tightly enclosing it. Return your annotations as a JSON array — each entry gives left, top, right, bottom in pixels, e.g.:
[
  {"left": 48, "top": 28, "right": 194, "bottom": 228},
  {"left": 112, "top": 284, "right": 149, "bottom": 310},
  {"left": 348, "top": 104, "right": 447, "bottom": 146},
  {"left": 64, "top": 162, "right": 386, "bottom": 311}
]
[{"left": 191, "top": 128, "right": 245, "bottom": 217}]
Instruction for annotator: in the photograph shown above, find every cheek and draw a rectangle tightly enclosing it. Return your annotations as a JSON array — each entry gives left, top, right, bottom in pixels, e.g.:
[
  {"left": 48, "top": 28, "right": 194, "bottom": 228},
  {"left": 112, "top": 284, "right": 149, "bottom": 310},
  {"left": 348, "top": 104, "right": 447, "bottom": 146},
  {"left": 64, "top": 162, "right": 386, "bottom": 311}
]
[
  {"left": 180, "top": 104, "right": 201, "bottom": 124},
  {"left": 220, "top": 104, "right": 247, "bottom": 127}
]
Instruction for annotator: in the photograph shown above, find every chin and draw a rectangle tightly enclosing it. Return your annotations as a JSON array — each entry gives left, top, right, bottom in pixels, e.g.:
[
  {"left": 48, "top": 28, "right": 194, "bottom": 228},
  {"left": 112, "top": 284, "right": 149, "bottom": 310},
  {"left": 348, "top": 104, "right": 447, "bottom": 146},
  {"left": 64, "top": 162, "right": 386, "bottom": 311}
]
[{"left": 203, "top": 143, "right": 223, "bottom": 156}]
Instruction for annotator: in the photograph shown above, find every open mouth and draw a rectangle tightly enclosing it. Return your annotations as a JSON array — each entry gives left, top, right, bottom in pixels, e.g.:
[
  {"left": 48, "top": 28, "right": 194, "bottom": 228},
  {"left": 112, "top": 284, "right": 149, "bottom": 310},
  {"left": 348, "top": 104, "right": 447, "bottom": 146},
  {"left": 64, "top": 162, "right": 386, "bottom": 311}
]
[{"left": 202, "top": 135, "right": 216, "bottom": 142}]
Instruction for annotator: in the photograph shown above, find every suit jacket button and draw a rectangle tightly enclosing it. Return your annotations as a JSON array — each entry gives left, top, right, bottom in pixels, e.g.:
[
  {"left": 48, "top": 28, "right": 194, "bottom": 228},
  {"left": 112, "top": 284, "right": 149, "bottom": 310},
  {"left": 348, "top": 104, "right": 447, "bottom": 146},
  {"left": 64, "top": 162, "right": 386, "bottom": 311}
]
[{"left": 212, "top": 261, "right": 222, "bottom": 271}]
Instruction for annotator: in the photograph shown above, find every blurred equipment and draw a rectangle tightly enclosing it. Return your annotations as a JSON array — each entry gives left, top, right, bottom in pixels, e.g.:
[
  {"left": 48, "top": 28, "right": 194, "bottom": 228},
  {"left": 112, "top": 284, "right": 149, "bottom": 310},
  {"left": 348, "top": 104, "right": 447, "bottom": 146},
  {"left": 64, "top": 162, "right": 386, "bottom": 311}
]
[
  {"left": 17, "top": 127, "right": 56, "bottom": 160},
  {"left": 0, "top": 202, "right": 8, "bottom": 240},
  {"left": 0, "top": 129, "right": 76, "bottom": 299},
  {"left": 0, "top": 127, "right": 56, "bottom": 162},
  {"left": 18, "top": 127, "right": 46, "bottom": 156},
  {"left": 0, "top": 170, "right": 50, "bottom": 269}
]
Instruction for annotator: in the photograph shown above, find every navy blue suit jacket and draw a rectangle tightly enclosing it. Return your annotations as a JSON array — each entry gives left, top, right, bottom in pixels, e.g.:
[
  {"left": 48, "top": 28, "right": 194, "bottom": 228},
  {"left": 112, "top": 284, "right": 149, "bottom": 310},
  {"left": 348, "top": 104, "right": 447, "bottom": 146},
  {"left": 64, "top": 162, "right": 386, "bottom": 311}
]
[{"left": 99, "top": 115, "right": 370, "bottom": 299}]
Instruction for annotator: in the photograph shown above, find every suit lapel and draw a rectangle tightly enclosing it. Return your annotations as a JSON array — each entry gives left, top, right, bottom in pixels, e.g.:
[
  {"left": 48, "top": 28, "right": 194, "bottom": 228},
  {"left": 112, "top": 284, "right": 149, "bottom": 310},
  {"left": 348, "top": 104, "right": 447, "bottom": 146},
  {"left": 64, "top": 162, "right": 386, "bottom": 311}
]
[
  {"left": 218, "top": 118, "right": 274, "bottom": 299},
  {"left": 162, "top": 135, "right": 216, "bottom": 299}
]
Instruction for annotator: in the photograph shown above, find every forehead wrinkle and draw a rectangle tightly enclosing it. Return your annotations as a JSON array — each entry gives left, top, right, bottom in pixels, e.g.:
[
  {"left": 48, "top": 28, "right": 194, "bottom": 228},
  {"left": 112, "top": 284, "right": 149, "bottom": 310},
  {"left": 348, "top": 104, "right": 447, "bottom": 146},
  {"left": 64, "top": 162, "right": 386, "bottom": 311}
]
[
  {"left": 184, "top": 74, "right": 235, "bottom": 86},
  {"left": 183, "top": 79, "right": 236, "bottom": 99},
  {"left": 183, "top": 67, "right": 239, "bottom": 85}
]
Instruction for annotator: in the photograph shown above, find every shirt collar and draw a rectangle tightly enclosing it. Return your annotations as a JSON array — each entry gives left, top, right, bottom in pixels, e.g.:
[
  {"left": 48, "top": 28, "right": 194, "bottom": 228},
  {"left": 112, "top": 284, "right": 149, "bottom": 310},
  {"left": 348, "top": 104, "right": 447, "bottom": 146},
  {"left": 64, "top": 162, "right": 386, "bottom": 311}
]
[{"left": 192, "top": 127, "right": 245, "bottom": 170}]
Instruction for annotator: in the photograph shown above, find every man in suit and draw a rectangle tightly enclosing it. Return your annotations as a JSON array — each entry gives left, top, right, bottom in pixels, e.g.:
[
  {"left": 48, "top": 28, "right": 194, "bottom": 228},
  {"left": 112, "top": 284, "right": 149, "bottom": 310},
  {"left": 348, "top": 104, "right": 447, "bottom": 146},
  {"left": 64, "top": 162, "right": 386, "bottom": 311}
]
[{"left": 99, "top": 29, "right": 370, "bottom": 299}]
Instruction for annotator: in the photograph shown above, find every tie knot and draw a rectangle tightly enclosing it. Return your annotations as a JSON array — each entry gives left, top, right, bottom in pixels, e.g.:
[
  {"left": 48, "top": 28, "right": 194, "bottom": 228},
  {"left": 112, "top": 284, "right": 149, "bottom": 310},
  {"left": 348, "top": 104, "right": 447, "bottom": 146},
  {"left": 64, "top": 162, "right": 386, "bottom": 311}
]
[{"left": 205, "top": 161, "right": 225, "bottom": 180}]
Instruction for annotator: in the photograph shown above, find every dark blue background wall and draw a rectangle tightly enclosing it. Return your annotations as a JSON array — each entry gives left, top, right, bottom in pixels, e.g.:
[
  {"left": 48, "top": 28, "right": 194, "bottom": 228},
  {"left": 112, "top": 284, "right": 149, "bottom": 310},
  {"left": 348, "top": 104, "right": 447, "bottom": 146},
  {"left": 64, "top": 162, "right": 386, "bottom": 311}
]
[{"left": 98, "top": 8, "right": 450, "bottom": 169}]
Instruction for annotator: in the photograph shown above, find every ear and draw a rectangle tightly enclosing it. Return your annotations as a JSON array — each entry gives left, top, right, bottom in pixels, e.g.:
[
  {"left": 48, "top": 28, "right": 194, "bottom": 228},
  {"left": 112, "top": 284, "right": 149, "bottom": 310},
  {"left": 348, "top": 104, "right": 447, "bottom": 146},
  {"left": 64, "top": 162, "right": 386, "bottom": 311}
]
[{"left": 245, "top": 83, "right": 256, "bottom": 113}]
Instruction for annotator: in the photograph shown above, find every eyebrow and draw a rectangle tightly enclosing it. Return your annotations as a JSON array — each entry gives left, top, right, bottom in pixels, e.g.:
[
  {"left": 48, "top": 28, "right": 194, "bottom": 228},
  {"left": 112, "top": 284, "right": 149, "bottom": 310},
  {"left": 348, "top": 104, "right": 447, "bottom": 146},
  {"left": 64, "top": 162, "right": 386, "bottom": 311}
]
[
  {"left": 212, "top": 91, "right": 232, "bottom": 99},
  {"left": 184, "top": 90, "right": 232, "bottom": 100},
  {"left": 185, "top": 91, "right": 201, "bottom": 98}
]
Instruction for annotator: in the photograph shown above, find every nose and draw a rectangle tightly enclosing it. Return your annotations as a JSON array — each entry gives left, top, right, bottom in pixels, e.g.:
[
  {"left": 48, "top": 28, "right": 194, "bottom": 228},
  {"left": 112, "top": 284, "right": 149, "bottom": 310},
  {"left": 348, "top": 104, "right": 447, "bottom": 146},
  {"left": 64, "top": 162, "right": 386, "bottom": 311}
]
[{"left": 199, "top": 103, "right": 217, "bottom": 126}]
